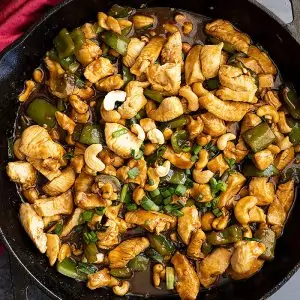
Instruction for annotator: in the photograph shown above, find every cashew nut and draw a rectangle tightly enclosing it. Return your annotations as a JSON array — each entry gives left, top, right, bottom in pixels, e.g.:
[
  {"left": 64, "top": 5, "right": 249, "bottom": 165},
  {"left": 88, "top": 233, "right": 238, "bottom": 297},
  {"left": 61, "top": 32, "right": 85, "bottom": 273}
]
[
  {"left": 196, "top": 134, "right": 212, "bottom": 146},
  {"left": 103, "top": 90, "right": 127, "bottom": 111},
  {"left": 212, "top": 209, "right": 229, "bottom": 230},
  {"left": 217, "top": 133, "right": 236, "bottom": 151},
  {"left": 195, "top": 149, "right": 209, "bottom": 169},
  {"left": 179, "top": 85, "right": 199, "bottom": 112},
  {"left": 183, "top": 22, "right": 193, "bottom": 35},
  {"left": 147, "top": 128, "right": 165, "bottom": 144},
  {"left": 256, "top": 105, "right": 279, "bottom": 123},
  {"left": 155, "top": 160, "right": 171, "bottom": 177},
  {"left": 33, "top": 68, "right": 44, "bottom": 83},
  {"left": 131, "top": 124, "right": 145, "bottom": 141},
  {"left": 112, "top": 281, "right": 130, "bottom": 296},
  {"left": 278, "top": 111, "right": 292, "bottom": 133},
  {"left": 19, "top": 80, "right": 36, "bottom": 102},
  {"left": 163, "top": 128, "right": 173, "bottom": 140},
  {"left": 201, "top": 212, "right": 215, "bottom": 231},
  {"left": 234, "top": 196, "right": 266, "bottom": 225},
  {"left": 55, "top": 111, "right": 76, "bottom": 134},
  {"left": 145, "top": 167, "right": 160, "bottom": 191},
  {"left": 144, "top": 143, "right": 158, "bottom": 156},
  {"left": 69, "top": 95, "right": 89, "bottom": 114},
  {"left": 58, "top": 243, "right": 71, "bottom": 262},
  {"left": 193, "top": 169, "right": 214, "bottom": 184},
  {"left": 84, "top": 144, "right": 105, "bottom": 172},
  {"left": 153, "top": 264, "right": 165, "bottom": 287},
  {"left": 277, "top": 136, "right": 293, "bottom": 151}
]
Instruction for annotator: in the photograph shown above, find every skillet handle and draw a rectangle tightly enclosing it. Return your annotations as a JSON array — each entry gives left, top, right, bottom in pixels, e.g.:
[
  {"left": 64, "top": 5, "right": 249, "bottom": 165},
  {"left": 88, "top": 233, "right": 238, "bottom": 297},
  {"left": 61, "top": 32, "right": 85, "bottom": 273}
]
[{"left": 287, "top": 0, "right": 300, "bottom": 43}]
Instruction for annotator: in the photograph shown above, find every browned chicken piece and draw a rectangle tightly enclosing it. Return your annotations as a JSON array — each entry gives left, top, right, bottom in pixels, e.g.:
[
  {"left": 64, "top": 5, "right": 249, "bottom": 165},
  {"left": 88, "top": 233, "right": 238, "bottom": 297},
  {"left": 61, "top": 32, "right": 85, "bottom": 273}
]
[
  {"left": 42, "top": 166, "right": 76, "bottom": 196},
  {"left": 146, "top": 97, "right": 184, "bottom": 122},
  {"left": 268, "top": 180, "right": 295, "bottom": 229},
  {"left": 125, "top": 210, "right": 176, "bottom": 234},
  {"left": 95, "top": 74, "right": 124, "bottom": 92},
  {"left": 223, "top": 139, "right": 249, "bottom": 163},
  {"left": 74, "top": 172, "right": 94, "bottom": 192},
  {"left": 87, "top": 268, "right": 119, "bottom": 290},
  {"left": 161, "top": 31, "right": 183, "bottom": 64},
  {"left": 118, "top": 81, "right": 149, "bottom": 119},
  {"left": 198, "top": 92, "right": 252, "bottom": 122},
  {"left": 207, "top": 154, "right": 229, "bottom": 176},
  {"left": 258, "top": 74, "right": 274, "bottom": 89},
  {"left": 264, "top": 90, "right": 282, "bottom": 110},
  {"left": 130, "top": 37, "right": 166, "bottom": 76},
  {"left": 249, "top": 177, "right": 275, "bottom": 206},
  {"left": 105, "top": 123, "right": 143, "bottom": 158},
  {"left": 105, "top": 203, "right": 122, "bottom": 220},
  {"left": 227, "top": 259, "right": 264, "bottom": 280},
  {"left": 162, "top": 146, "right": 194, "bottom": 169},
  {"left": 97, "top": 219, "right": 120, "bottom": 249},
  {"left": 20, "top": 203, "right": 47, "bottom": 253},
  {"left": 27, "top": 158, "right": 61, "bottom": 181},
  {"left": 247, "top": 45, "right": 277, "bottom": 75},
  {"left": 34, "top": 190, "right": 73, "bottom": 217},
  {"left": 200, "top": 42, "right": 223, "bottom": 79},
  {"left": 197, "top": 248, "right": 232, "bottom": 288},
  {"left": 171, "top": 252, "right": 200, "bottom": 300},
  {"left": 216, "top": 87, "right": 258, "bottom": 104},
  {"left": 274, "top": 147, "right": 294, "bottom": 170},
  {"left": 185, "top": 45, "right": 204, "bottom": 85},
  {"left": 218, "top": 172, "right": 246, "bottom": 208},
  {"left": 75, "top": 39, "right": 102, "bottom": 66},
  {"left": 237, "top": 56, "right": 263, "bottom": 74},
  {"left": 19, "top": 125, "right": 66, "bottom": 162},
  {"left": 240, "top": 112, "right": 262, "bottom": 133},
  {"left": 177, "top": 205, "right": 201, "bottom": 245},
  {"left": 46, "top": 234, "right": 60, "bottom": 266},
  {"left": 189, "top": 183, "right": 213, "bottom": 202},
  {"left": 6, "top": 161, "right": 37, "bottom": 189},
  {"left": 187, "top": 229, "right": 206, "bottom": 259},
  {"left": 219, "top": 65, "right": 257, "bottom": 92},
  {"left": 201, "top": 112, "right": 226, "bottom": 137},
  {"left": 74, "top": 192, "right": 110, "bottom": 210},
  {"left": 253, "top": 149, "right": 274, "bottom": 170},
  {"left": 205, "top": 19, "right": 250, "bottom": 53},
  {"left": 123, "top": 38, "right": 146, "bottom": 67},
  {"left": 84, "top": 57, "right": 114, "bottom": 83},
  {"left": 108, "top": 237, "right": 150, "bottom": 268},
  {"left": 231, "top": 241, "right": 265, "bottom": 274},
  {"left": 146, "top": 63, "right": 181, "bottom": 95},
  {"left": 61, "top": 207, "right": 83, "bottom": 237}
]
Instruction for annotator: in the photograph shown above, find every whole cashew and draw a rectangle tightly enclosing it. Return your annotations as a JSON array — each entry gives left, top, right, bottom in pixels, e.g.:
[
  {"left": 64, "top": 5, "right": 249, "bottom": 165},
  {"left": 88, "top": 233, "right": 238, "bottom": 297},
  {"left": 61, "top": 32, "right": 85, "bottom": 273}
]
[
  {"left": 179, "top": 85, "right": 199, "bottom": 112},
  {"left": 212, "top": 210, "right": 229, "bottom": 230},
  {"left": 58, "top": 243, "right": 71, "bottom": 262},
  {"left": 278, "top": 111, "right": 292, "bottom": 133},
  {"left": 19, "top": 80, "right": 36, "bottom": 102},
  {"left": 69, "top": 95, "right": 89, "bottom": 114},
  {"left": 145, "top": 167, "right": 160, "bottom": 191},
  {"left": 193, "top": 169, "right": 214, "bottom": 184},
  {"left": 55, "top": 111, "right": 76, "bottom": 135},
  {"left": 256, "top": 105, "right": 279, "bottom": 123},
  {"left": 153, "top": 264, "right": 165, "bottom": 287},
  {"left": 195, "top": 149, "right": 209, "bottom": 169},
  {"left": 155, "top": 160, "right": 171, "bottom": 177},
  {"left": 234, "top": 196, "right": 266, "bottom": 225},
  {"left": 112, "top": 281, "right": 130, "bottom": 296},
  {"left": 84, "top": 144, "right": 105, "bottom": 172},
  {"left": 147, "top": 128, "right": 165, "bottom": 144},
  {"left": 217, "top": 133, "right": 236, "bottom": 150},
  {"left": 131, "top": 124, "right": 146, "bottom": 141},
  {"left": 103, "top": 90, "right": 127, "bottom": 111}
]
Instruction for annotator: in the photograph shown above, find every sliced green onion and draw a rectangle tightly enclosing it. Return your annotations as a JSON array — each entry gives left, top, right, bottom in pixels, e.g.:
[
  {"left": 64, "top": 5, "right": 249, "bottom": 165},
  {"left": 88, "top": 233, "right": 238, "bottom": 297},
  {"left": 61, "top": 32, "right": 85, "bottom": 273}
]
[
  {"left": 128, "top": 167, "right": 139, "bottom": 179},
  {"left": 94, "top": 207, "right": 106, "bottom": 215},
  {"left": 112, "top": 128, "right": 128, "bottom": 138},
  {"left": 80, "top": 210, "right": 94, "bottom": 223},
  {"left": 243, "top": 237, "right": 262, "bottom": 242},
  {"left": 131, "top": 149, "right": 143, "bottom": 160},
  {"left": 53, "top": 222, "right": 63, "bottom": 235},
  {"left": 83, "top": 231, "right": 98, "bottom": 244},
  {"left": 185, "top": 169, "right": 191, "bottom": 175},
  {"left": 150, "top": 189, "right": 160, "bottom": 198},
  {"left": 224, "top": 157, "right": 236, "bottom": 168},
  {"left": 193, "top": 144, "right": 202, "bottom": 155},
  {"left": 185, "top": 178, "right": 194, "bottom": 188},
  {"left": 120, "top": 184, "right": 129, "bottom": 202},
  {"left": 175, "top": 184, "right": 186, "bottom": 196},
  {"left": 161, "top": 189, "right": 172, "bottom": 198},
  {"left": 166, "top": 267, "right": 175, "bottom": 290},
  {"left": 141, "top": 196, "right": 160, "bottom": 211},
  {"left": 163, "top": 196, "right": 172, "bottom": 205},
  {"left": 191, "top": 155, "right": 198, "bottom": 162},
  {"left": 212, "top": 208, "right": 222, "bottom": 217},
  {"left": 76, "top": 262, "right": 98, "bottom": 275},
  {"left": 164, "top": 204, "right": 184, "bottom": 217},
  {"left": 126, "top": 203, "right": 138, "bottom": 211}
]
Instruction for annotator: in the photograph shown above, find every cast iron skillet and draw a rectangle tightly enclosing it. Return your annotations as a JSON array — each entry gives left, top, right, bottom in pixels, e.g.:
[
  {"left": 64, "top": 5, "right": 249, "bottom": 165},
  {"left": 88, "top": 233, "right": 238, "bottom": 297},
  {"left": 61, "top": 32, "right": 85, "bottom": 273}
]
[{"left": 1, "top": 0, "right": 300, "bottom": 299}]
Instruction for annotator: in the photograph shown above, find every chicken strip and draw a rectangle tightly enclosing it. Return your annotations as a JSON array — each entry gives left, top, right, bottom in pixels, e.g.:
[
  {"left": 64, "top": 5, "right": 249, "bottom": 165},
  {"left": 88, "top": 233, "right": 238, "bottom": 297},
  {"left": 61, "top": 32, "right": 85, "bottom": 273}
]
[
  {"left": 187, "top": 229, "right": 206, "bottom": 259},
  {"left": 123, "top": 38, "right": 146, "bottom": 67},
  {"left": 125, "top": 210, "right": 176, "bottom": 234},
  {"left": 61, "top": 208, "right": 83, "bottom": 237},
  {"left": 87, "top": 268, "right": 119, "bottom": 290},
  {"left": 105, "top": 123, "right": 143, "bottom": 158},
  {"left": 97, "top": 219, "right": 120, "bottom": 249},
  {"left": 205, "top": 19, "right": 250, "bottom": 53},
  {"left": 131, "top": 36, "right": 166, "bottom": 76},
  {"left": 6, "top": 161, "right": 37, "bottom": 189},
  {"left": 200, "top": 42, "right": 223, "bottom": 79},
  {"left": 216, "top": 87, "right": 258, "bottom": 103},
  {"left": 46, "top": 234, "right": 60, "bottom": 266},
  {"left": 84, "top": 57, "right": 114, "bottom": 83},
  {"left": 19, "top": 203, "right": 47, "bottom": 253},
  {"left": 27, "top": 158, "right": 61, "bottom": 181},
  {"left": 161, "top": 31, "right": 183, "bottom": 64},
  {"left": 108, "top": 237, "right": 150, "bottom": 268},
  {"left": 74, "top": 192, "right": 110, "bottom": 210},
  {"left": 198, "top": 92, "right": 252, "bottom": 122},
  {"left": 171, "top": 252, "right": 200, "bottom": 300},
  {"left": 146, "top": 63, "right": 181, "bottom": 95},
  {"left": 197, "top": 248, "right": 232, "bottom": 288},
  {"left": 185, "top": 45, "right": 204, "bottom": 85},
  {"left": 75, "top": 39, "right": 102, "bottom": 66},
  {"left": 177, "top": 206, "right": 201, "bottom": 245}
]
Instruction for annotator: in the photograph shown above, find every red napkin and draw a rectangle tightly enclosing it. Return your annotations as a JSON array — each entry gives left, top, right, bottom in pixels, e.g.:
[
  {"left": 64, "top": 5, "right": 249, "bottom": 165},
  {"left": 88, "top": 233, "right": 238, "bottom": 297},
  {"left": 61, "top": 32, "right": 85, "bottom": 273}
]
[{"left": 0, "top": 0, "right": 62, "bottom": 52}]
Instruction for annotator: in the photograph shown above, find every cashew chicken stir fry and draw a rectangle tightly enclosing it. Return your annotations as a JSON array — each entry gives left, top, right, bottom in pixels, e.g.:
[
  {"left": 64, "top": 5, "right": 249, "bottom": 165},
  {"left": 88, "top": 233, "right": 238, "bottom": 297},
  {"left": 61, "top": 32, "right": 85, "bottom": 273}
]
[{"left": 7, "top": 5, "right": 300, "bottom": 299}]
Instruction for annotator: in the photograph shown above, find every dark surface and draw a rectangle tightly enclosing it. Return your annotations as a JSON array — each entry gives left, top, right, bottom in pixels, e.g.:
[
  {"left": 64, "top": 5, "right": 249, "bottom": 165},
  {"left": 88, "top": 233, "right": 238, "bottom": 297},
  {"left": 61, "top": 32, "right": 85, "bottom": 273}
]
[{"left": 1, "top": 0, "right": 300, "bottom": 299}]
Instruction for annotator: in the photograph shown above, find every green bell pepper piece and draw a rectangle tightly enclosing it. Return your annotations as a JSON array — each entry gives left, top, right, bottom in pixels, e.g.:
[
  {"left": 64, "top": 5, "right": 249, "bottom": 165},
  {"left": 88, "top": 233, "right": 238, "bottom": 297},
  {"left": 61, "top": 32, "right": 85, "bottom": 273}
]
[
  {"left": 243, "top": 163, "right": 279, "bottom": 177},
  {"left": 56, "top": 258, "right": 87, "bottom": 281},
  {"left": 145, "top": 248, "right": 163, "bottom": 263},
  {"left": 54, "top": 28, "right": 75, "bottom": 59},
  {"left": 166, "top": 116, "right": 188, "bottom": 129},
  {"left": 101, "top": 31, "right": 129, "bottom": 55},
  {"left": 144, "top": 89, "right": 164, "bottom": 103},
  {"left": 108, "top": 4, "right": 134, "bottom": 18},
  {"left": 121, "top": 25, "right": 132, "bottom": 36},
  {"left": 148, "top": 234, "right": 175, "bottom": 256},
  {"left": 141, "top": 196, "right": 160, "bottom": 211},
  {"left": 70, "top": 28, "right": 85, "bottom": 50},
  {"left": 161, "top": 168, "right": 187, "bottom": 185},
  {"left": 206, "top": 225, "right": 243, "bottom": 245},
  {"left": 201, "top": 241, "right": 213, "bottom": 255},
  {"left": 171, "top": 130, "right": 191, "bottom": 153},
  {"left": 281, "top": 166, "right": 300, "bottom": 184},
  {"left": 287, "top": 118, "right": 300, "bottom": 145},
  {"left": 79, "top": 124, "right": 102, "bottom": 145},
  {"left": 110, "top": 267, "right": 133, "bottom": 278},
  {"left": 27, "top": 98, "right": 57, "bottom": 128},
  {"left": 281, "top": 84, "right": 300, "bottom": 119},
  {"left": 243, "top": 122, "right": 276, "bottom": 152},
  {"left": 204, "top": 78, "right": 220, "bottom": 90},
  {"left": 122, "top": 65, "right": 134, "bottom": 87},
  {"left": 84, "top": 243, "right": 98, "bottom": 263},
  {"left": 254, "top": 228, "right": 276, "bottom": 261},
  {"left": 127, "top": 255, "right": 149, "bottom": 271}
]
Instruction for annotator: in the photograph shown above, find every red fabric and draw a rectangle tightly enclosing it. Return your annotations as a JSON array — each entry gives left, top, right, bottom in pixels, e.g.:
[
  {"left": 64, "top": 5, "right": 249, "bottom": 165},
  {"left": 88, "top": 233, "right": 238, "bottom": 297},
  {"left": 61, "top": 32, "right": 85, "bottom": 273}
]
[{"left": 0, "top": 0, "right": 62, "bottom": 52}]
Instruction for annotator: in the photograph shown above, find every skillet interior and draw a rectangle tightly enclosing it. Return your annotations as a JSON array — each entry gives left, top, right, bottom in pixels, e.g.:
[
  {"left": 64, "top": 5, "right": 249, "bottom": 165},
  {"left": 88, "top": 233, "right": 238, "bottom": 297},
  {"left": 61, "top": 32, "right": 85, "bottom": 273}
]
[{"left": 1, "top": 0, "right": 300, "bottom": 299}]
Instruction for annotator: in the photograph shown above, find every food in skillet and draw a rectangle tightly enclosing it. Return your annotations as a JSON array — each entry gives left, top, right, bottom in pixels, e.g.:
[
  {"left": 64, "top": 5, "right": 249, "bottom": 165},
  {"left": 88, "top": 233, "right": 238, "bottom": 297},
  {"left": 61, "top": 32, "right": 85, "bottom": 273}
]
[{"left": 6, "top": 4, "right": 300, "bottom": 298}]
